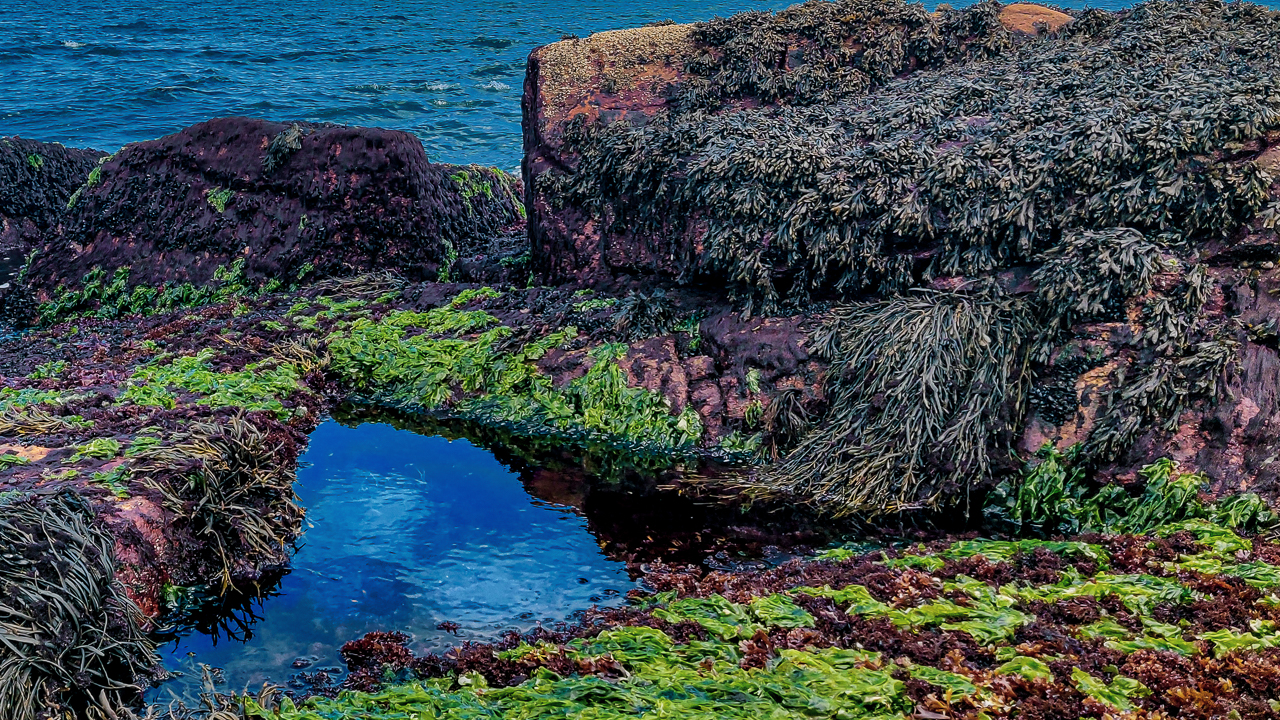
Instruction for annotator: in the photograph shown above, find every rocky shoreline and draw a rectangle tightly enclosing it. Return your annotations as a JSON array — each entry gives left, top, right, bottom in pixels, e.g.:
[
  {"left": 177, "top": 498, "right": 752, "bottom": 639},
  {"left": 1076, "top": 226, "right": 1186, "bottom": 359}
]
[{"left": 3, "top": 0, "right": 1280, "bottom": 717}]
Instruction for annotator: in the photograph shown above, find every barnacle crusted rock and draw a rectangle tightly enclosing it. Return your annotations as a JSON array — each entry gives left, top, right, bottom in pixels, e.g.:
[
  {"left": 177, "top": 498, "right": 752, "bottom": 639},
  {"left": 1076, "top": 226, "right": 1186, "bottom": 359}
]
[{"left": 26, "top": 117, "right": 526, "bottom": 298}]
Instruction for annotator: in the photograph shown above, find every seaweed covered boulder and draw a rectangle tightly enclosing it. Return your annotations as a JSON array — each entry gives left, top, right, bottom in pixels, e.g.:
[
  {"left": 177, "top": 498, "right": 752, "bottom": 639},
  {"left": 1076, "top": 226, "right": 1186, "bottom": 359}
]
[
  {"left": 522, "top": 0, "right": 1071, "bottom": 289},
  {"left": 524, "top": 0, "right": 1280, "bottom": 514},
  {"left": 26, "top": 117, "right": 524, "bottom": 303},
  {"left": 0, "top": 137, "right": 106, "bottom": 326},
  {"left": 0, "top": 136, "right": 106, "bottom": 251}
]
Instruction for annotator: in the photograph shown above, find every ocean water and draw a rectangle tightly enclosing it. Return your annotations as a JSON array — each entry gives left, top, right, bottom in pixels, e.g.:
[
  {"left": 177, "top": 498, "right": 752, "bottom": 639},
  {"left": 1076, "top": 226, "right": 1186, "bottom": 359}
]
[
  {"left": 4, "top": 0, "right": 1146, "bottom": 172},
  {"left": 148, "top": 420, "right": 635, "bottom": 702}
]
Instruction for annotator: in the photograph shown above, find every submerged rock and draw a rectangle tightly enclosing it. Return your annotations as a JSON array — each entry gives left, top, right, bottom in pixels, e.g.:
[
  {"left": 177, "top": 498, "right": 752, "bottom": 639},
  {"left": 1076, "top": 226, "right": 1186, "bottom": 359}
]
[{"left": 26, "top": 117, "right": 524, "bottom": 297}]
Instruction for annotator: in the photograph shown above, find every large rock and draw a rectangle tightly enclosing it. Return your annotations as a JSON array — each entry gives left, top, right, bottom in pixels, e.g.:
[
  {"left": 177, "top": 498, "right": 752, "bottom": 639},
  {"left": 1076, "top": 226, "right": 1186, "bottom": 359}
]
[
  {"left": 28, "top": 117, "right": 524, "bottom": 295},
  {"left": 521, "top": 0, "right": 1280, "bottom": 512},
  {"left": 0, "top": 137, "right": 105, "bottom": 327},
  {"left": 0, "top": 136, "right": 106, "bottom": 251},
  {"left": 522, "top": 1, "right": 1071, "bottom": 288}
]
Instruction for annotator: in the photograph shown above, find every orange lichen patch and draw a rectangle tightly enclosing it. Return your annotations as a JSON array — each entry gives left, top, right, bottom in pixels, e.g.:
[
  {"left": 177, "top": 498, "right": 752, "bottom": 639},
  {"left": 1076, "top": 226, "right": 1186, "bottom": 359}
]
[
  {"left": 998, "top": 3, "right": 1072, "bottom": 34},
  {"left": 0, "top": 443, "right": 52, "bottom": 463},
  {"left": 534, "top": 24, "right": 695, "bottom": 124}
]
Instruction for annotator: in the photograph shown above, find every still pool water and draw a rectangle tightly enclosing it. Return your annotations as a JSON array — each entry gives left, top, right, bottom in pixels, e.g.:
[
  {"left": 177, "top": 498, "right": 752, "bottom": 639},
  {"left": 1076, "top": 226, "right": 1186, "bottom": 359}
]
[{"left": 149, "top": 420, "right": 635, "bottom": 702}]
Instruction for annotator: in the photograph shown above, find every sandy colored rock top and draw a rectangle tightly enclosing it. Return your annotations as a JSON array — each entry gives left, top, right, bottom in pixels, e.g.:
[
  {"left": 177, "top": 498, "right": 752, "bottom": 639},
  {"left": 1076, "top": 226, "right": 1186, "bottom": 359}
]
[
  {"left": 998, "top": 3, "right": 1073, "bottom": 34},
  {"left": 534, "top": 24, "right": 695, "bottom": 121}
]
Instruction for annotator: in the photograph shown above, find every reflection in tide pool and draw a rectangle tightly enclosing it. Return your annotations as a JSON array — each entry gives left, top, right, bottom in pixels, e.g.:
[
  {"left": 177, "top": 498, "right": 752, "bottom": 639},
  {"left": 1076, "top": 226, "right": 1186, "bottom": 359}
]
[{"left": 150, "top": 420, "right": 634, "bottom": 701}]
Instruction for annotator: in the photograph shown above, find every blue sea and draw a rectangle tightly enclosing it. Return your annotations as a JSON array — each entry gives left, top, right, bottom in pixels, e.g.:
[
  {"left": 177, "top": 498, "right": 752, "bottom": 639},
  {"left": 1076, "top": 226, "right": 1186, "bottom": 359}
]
[{"left": 3, "top": 0, "right": 1145, "bottom": 172}]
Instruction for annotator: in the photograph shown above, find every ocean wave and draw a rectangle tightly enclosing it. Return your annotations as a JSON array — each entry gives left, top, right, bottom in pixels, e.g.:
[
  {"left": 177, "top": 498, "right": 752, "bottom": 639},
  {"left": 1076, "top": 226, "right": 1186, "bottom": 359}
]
[
  {"left": 143, "top": 86, "right": 223, "bottom": 98},
  {"left": 468, "top": 36, "right": 515, "bottom": 49},
  {"left": 414, "top": 81, "right": 462, "bottom": 92},
  {"left": 429, "top": 99, "right": 498, "bottom": 109},
  {"left": 61, "top": 41, "right": 87, "bottom": 49},
  {"left": 477, "top": 81, "right": 511, "bottom": 92}
]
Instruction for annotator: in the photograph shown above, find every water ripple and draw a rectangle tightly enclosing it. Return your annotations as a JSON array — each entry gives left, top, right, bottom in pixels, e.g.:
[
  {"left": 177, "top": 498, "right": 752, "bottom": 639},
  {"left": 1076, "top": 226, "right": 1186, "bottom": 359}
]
[{"left": 3, "top": 0, "right": 1174, "bottom": 171}]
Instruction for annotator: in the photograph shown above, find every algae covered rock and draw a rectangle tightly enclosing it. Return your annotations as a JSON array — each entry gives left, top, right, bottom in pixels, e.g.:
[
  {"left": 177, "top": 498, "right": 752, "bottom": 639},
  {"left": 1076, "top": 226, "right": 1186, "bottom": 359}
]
[
  {"left": 524, "top": 0, "right": 1280, "bottom": 513},
  {"left": 523, "top": 0, "right": 1071, "bottom": 290},
  {"left": 26, "top": 117, "right": 524, "bottom": 299},
  {"left": 0, "top": 135, "right": 106, "bottom": 251},
  {"left": 0, "top": 137, "right": 107, "bottom": 327}
]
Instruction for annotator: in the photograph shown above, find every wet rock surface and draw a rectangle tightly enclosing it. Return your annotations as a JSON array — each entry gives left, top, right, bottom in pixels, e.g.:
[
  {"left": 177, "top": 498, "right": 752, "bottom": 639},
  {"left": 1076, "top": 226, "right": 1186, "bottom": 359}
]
[{"left": 25, "top": 117, "right": 525, "bottom": 297}]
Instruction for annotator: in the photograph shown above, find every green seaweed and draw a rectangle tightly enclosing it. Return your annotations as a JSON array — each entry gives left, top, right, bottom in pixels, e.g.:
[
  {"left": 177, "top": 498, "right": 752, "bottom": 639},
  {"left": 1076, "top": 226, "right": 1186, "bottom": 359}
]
[
  {"left": 206, "top": 186, "right": 234, "bottom": 213},
  {"left": 329, "top": 302, "right": 703, "bottom": 452},
  {"left": 573, "top": 297, "right": 617, "bottom": 313},
  {"left": 90, "top": 466, "right": 130, "bottom": 499},
  {"left": 993, "top": 449, "right": 1278, "bottom": 535},
  {"left": 27, "top": 360, "right": 66, "bottom": 380},
  {"left": 994, "top": 656, "right": 1053, "bottom": 682},
  {"left": 450, "top": 166, "right": 496, "bottom": 216},
  {"left": 120, "top": 349, "right": 302, "bottom": 419},
  {"left": 65, "top": 161, "right": 103, "bottom": 209},
  {"left": 450, "top": 286, "right": 502, "bottom": 308},
  {"left": 1071, "top": 668, "right": 1151, "bottom": 711},
  {"left": 64, "top": 438, "right": 121, "bottom": 463},
  {"left": 0, "top": 453, "right": 30, "bottom": 471},
  {"left": 38, "top": 260, "right": 279, "bottom": 324}
]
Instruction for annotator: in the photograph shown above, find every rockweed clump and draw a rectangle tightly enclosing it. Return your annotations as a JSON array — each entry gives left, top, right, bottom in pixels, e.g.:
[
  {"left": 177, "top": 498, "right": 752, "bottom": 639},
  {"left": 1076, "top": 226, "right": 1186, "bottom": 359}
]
[
  {"left": 741, "top": 287, "right": 1030, "bottom": 515},
  {"left": 550, "top": 0, "right": 1277, "bottom": 306},
  {"left": 0, "top": 492, "right": 157, "bottom": 720}
]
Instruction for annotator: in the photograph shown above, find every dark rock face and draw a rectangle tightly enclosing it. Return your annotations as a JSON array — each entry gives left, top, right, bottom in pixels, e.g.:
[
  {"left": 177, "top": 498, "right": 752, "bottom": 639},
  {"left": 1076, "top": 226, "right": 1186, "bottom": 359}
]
[
  {"left": 0, "top": 136, "right": 106, "bottom": 251},
  {"left": 27, "top": 117, "right": 524, "bottom": 294},
  {"left": 0, "top": 137, "right": 105, "bottom": 327}
]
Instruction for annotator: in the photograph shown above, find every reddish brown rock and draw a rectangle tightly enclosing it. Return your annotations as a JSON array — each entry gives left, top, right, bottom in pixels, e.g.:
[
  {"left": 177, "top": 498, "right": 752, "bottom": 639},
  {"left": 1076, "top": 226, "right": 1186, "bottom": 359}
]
[
  {"left": 997, "top": 3, "right": 1072, "bottom": 34},
  {"left": 0, "top": 136, "right": 105, "bottom": 252},
  {"left": 27, "top": 117, "right": 524, "bottom": 295}
]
